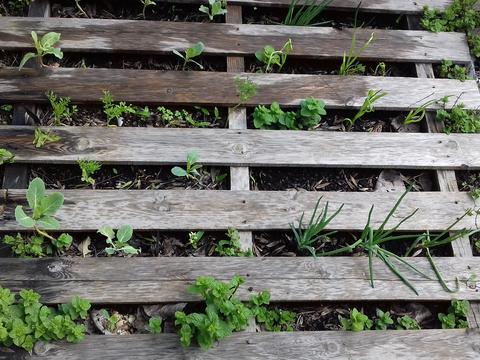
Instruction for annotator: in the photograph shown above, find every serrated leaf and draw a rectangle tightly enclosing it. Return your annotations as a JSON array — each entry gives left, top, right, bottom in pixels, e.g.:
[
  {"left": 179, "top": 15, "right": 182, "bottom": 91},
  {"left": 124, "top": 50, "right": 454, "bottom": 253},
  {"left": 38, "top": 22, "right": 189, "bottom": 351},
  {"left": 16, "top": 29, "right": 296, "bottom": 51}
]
[
  {"left": 15, "top": 206, "right": 35, "bottom": 228},
  {"left": 116, "top": 224, "right": 133, "bottom": 244},
  {"left": 26, "top": 178, "right": 45, "bottom": 211}
]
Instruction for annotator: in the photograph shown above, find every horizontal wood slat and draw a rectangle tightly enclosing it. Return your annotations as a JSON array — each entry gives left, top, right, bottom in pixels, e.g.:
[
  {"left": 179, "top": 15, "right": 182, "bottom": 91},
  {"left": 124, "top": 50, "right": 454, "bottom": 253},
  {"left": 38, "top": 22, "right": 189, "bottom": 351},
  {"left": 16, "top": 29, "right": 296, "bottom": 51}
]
[
  {"left": 1, "top": 190, "right": 476, "bottom": 231},
  {"left": 0, "top": 257, "right": 478, "bottom": 303},
  {"left": 0, "top": 18, "right": 471, "bottom": 63},
  {"left": 2, "top": 126, "right": 480, "bottom": 169},
  {"left": 2, "top": 330, "right": 480, "bottom": 360},
  {"left": 1, "top": 68, "right": 479, "bottom": 110}
]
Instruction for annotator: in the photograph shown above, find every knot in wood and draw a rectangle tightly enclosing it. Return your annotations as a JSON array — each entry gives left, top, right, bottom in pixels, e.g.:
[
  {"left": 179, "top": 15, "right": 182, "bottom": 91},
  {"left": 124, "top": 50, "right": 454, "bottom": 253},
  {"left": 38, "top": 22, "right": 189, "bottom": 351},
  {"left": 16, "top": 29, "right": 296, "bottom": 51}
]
[
  {"left": 46, "top": 260, "right": 72, "bottom": 279},
  {"left": 232, "top": 143, "right": 247, "bottom": 155}
]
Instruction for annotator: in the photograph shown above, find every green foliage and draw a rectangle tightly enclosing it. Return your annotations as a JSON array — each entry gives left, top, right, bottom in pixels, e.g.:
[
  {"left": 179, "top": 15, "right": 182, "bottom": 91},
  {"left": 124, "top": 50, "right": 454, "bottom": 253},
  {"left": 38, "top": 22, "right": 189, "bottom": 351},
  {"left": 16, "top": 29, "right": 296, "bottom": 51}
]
[
  {"left": 0, "top": 148, "right": 14, "bottom": 165},
  {"left": 174, "top": 276, "right": 270, "bottom": 350},
  {"left": 148, "top": 317, "right": 162, "bottom": 334},
  {"left": 199, "top": 0, "right": 227, "bottom": 20},
  {"left": 340, "top": 308, "right": 373, "bottom": 331},
  {"left": 2, "top": 0, "right": 31, "bottom": 15},
  {"left": 188, "top": 231, "right": 205, "bottom": 249},
  {"left": 77, "top": 159, "right": 102, "bottom": 186},
  {"left": 173, "top": 42, "right": 205, "bottom": 70},
  {"left": 19, "top": 31, "right": 63, "bottom": 70},
  {"left": 372, "top": 62, "right": 388, "bottom": 76},
  {"left": 171, "top": 151, "right": 202, "bottom": 180},
  {"left": 140, "top": 0, "right": 156, "bottom": 19},
  {"left": 290, "top": 197, "right": 343, "bottom": 256},
  {"left": 437, "top": 104, "right": 480, "bottom": 133},
  {"left": 284, "top": 0, "right": 332, "bottom": 26},
  {"left": 99, "top": 309, "right": 119, "bottom": 332},
  {"left": 215, "top": 228, "right": 253, "bottom": 257},
  {"left": 396, "top": 315, "right": 421, "bottom": 330},
  {"left": 3, "top": 234, "right": 44, "bottom": 258},
  {"left": 98, "top": 224, "right": 140, "bottom": 256},
  {"left": 0, "top": 286, "right": 89, "bottom": 353},
  {"left": 46, "top": 91, "right": 77, "bottom": 125},
  {"left": 298, "top": 98, "right": 327, "bottom": 128},
  {"left": 404, "top": 96, "right": 450, "bottom": 125},
  {"left": 344, "top": 89, "right": 386, "bottom": 130},
  {"left": 374, "top": 309, "right": 394, "bottom": 330},
  {"left": 101, "top": 90, "right": 137, "bottom": 126},
  {"left": 339, "top": 21, "right": 374, "bottom": 76},
  {"left": 255, "top": 39, "right": 293, "bottom": 73},
  {"left": 234, "top": 77, "right": 257, "bottom": 108},
  {"left": 256, "top": 308, "right": 296, "bottom": 331},
  {"left": 438, "top": 299, "right": 469, "bottom": 329},
  {"left": 0, "top": 104, "right": 13, "bottom": 113},
  {"left": 33, "top": 128, "right": 61, "bottom": 148},
  {"left": 157, "top": 106, "right": 212, "bottom": 128},
  {"left": 439, "top": 60, "right": 471, "bottom": 81}
]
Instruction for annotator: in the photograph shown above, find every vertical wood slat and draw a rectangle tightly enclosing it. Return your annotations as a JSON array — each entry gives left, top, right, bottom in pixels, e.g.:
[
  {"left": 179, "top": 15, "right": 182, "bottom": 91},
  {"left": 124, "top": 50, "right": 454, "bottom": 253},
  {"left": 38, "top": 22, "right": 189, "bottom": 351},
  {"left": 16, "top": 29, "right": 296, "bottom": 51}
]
[{"left": 407, "top": 15, "right": 480, "bottom": 328}]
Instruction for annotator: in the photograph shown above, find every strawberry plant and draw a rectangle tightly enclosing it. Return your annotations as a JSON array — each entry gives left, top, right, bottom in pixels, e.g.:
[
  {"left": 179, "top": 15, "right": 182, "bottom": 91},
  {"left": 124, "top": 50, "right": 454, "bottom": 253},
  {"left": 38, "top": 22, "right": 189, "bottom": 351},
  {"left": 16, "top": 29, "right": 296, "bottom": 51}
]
[
  {"left": 438, "top": 299, "right": 469, "bottom": 329},
  {"left": 77, "top": 159, "right": 102, "bottom": 186},
  {"left": 171, "top": 151, "right": 202, "bottom": 180},
  {"left": 340, "top": 308, "right": 373, "bottom": 331},
  {"left": 19, "top": 31, "right": 63, "bottom": 70},
  {"left": 33, "top": 128, "right": 61, "bottom": 148},
  {"left": 199, "top": 0, "right": 227, "bottom": 20},
  {"left": 255, "top": 39, "right": 293, "bottom": 73},
  {"left": 46, "top": 91, "right": 77, "bottom": 125},
  {"left": 98, "top": 225, "right": 140, "bottom": 256},
  {"left": 173, "top": 42, "right": 205, "bottom": 70},
  {"left": 0, "top": 286, "right": 90, "bottom": 353},
  {"left": 215, "top": 228, "right": 253, "bottom": 256},
  {"left": 0, "top": 148, "right": 14, "bottom": 165}
]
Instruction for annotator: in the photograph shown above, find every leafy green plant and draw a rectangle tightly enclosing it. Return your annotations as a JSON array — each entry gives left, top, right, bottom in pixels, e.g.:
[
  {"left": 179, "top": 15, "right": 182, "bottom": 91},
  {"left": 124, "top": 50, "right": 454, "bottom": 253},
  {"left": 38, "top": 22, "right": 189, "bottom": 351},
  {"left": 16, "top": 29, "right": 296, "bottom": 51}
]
[
  {"left": 98, "top": 224, "right": 140, "bottom": 256},
  {"left": 19, "top": 31, "right": 63, "bottom": 70},
  {"left": 439, "top": 60, "right": 471, "bottom": 81},
  {"left": 403, "top": 96, "right": 450, "bottom": 125},
  {"left": 374, "top": 309, "right": 394, "bottom": 330},
  {"left": 0, "top": 286, "right": 89, "bottom": 353},
  {"left": 46, "top": 91, "right": 77, "bottom": 125},
  {"left": 234, "top": 77, "right": 257, "bottom": 108},
  {"left": 340, "top": 308, "right": 373, "bottom": 331},
  {"left": 101, "top": 90, "right": 137, "bottom": 126},
  {"left": 77, "top": 159, "right": 102, "bottom": 186},
  {"left": 344, "top": 89, "right": 386, "bottom": 130},
  {"left": 99, "top": 309, "right": 119, "bottom": 332},
  {"left": 0, "top": 104, "right": 13, "bottom": 113},
  {"left": 33, "top": 128, "right": 61, "bottom": 148},
  {"left": 173, "top": 42, "right": 205, "bottom": 70},
  {"left": 438, "top": 299, "right": 469, "bottom": 329},
  {"left": 255, "top": 39, "right": 293, "bottom": 73},
  {"left": 0, "top": 148, "right": 14, "bottom": 165},
  {"left": 174, "top": 276, "right": 270, "bottom": 350},
  {"left": 189, "top": 231, "right": 205, "bottom": 249},
  {"left": 298, "top": 97, "right": 327, "bottom": 128},
  {"left": 290, "top": 197, "right": 343, "bottom": 257},
  {"left": 171, "top": 151, "right": 202, "bottom": 180},
  {"left": 437, "top": 104, "right": 480, "bottom": 134},
  {"left": 148, "top": 318, "right": 163, "bottom": 334},
  {"left": 58, "top": 296, "right": 92, "bottom": 321},
  {"left": 256, "top": 307, "right": 296, "bottom": 331},
  {"left": 339, "top": 31, "right": 374, "bottom": 75},
  {"left": 284, "top": 0, "right": 332, "bottom": 26},
  {"left": 215, "top": 228, "right": 252, "bottom": 257},
  {"left": 140, "top": 0, "right": 156, "bottom": 19},
  {"left": 199, "top": 0, "right": 227, "bottom": 20},
  {"left": 396, "top": 315, "right": 421, "bottom": 330},
  {"left": 372, "top": 62, "right": 388, "bottom": 76}
]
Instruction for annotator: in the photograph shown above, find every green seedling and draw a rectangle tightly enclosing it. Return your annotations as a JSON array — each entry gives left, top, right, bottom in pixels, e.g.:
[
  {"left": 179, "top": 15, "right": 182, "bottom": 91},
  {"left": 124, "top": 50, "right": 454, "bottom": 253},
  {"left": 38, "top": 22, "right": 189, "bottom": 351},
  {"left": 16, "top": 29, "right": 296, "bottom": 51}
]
[
  {"left": 340, "top": 308, "right": 373, "bottom": 331},
  {"left": 173, "top": 42, "right": 205, "bottom": 70},
  {"left": 171, "top": 151, "right": 202, "bottom": 180},
  {"left": 101, "top": 90, "right": 137, "bottom": 126},
  {"left": 47, "top": 91, "right": 77, "bottom": 125},
  {"left": 437, "top": 103, "right": 480, "bottom": 134},
  {"left": 256, "top": 307, "right": 296, "bottom": 331},
  {"left": 0, "top": 104, "right": 13, "bottom": 113},
  {"left": 215, "top": 228, "right": 252, "bottom": 257},
  {"left": 148, "top": 318, "right": 163, "bottom": 334},
  {"left": 290, "top": 197, "right": 343, "bottom": 257},
  {"left": 19, "top": 31, "right": 63, "bottom": 70},
  {"left": 344, "top": 89, "right": 386, "bottom": 130},
  {"left": 99, "top": 309, "right": 119, "bottom": 333},
  {"left": 33, "top": 128, "right": 61, "bottom": 148},
  {"left": 404, "top": 96, "right": 450, "bottom": 125},
  {"left": 234, "top": 77, "right": 257, "bottom": 108},
  {"left": 374, "top": 309, "right": 394, "bottom": 330},
  {"left": 284, "top": 0, "right": 332, "bottom": 26},
  {"left": 188, "top": 231, "right": 205, "bottom": 249},
  {"left": 299, "top": 97, "right": 327, "bottom": 128},
  {"left": 77, "top": 159, "right": 102, "bottom": 186},
  {"left": 199, "top": 0, "right": 227, "bottom": 20},
  {"left": 438, "top": 299, "right": 469, "bottom": 329},
  {"left": 372, "top": 62, "right": 388, "bottom": 76},
  {"left": 98, "top": 224, "right": 140, "bottom": 256},
  {"left": 255, "top": 39, "right": 293, "bottom": 73},
  {"left": 396, "top": 315, "right": 421, "bottom": 330},
  {"left": 141, "top": 0, "right": 156, "bottom": 19},
  {"left": 440, "top": 60, "right": 471, "bottom": 81},
  {"left": 0, "top": 148, "right": 14, "bottom": 165}
]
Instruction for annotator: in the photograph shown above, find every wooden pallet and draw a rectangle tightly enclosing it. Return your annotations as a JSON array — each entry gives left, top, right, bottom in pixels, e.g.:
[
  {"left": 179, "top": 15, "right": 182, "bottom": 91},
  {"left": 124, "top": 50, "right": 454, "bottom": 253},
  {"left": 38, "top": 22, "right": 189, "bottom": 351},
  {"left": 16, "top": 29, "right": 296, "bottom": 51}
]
[{"left": 1, "top": 0, "right": 480, "bottom": 358}]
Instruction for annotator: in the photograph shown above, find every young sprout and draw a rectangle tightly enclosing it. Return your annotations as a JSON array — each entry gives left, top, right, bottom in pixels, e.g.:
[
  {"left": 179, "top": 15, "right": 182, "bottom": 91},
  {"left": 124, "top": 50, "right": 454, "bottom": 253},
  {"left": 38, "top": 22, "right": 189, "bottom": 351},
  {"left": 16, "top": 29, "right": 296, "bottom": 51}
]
[
  {"left": 0, "top": 148, "right": 14, "bottom": 165},
  {"left": 171, "top": 151, "right": 202, "bottom": 180},
  {"left": 19, "top": 31, "right": 63, "bottom": 70},
  {"left": 255, "top": 39, "right": 293, "bottom": 73},
  {"left": 284, "top": 0, "right": 332, "bottom": 26},
  {"left": 372, "top": 62, "right": 388, "bottom": 76},
  {"left": 101, "top": 90, "right": 137, "bottom": 126},
  {"left": 140, "top": 0, "right": 156, "bottom": 19},
  {"left": 344, "top": 89, "right": 386, "bottom": 130},
  {"left": 215, "top": 228, "right": 253, "bottom": 257},
  {"left": 77, "top": 159, "right": 102, "bottom": 186},
  {"left": 234, "top": 77, "right": 258, "bottom": 109},
  {"left": 403, "top": 96, "right": 450, "bottom": 125},
  {"left": 188, "top": 231, "right": 205, "bottom": 249},
  {"left": 33, "top": 128, "right": 61, "bottom": 148},
  {"left": 148, "top": 318, "right": 163, "bottom": 334},
  {"left": 173, "top": 42, "right": 205, "bottom": 70},
  {"left": 74, "top": 0, "right": 88, "bottom": 17},
  {"left": 199, "top": 0, "right": 227, "bottom": 21},
  {"left": 98, "top": 224, "right": 140, "bottom": 256},
  {"left": 46, "top": 91, "right": 78, "bottom": 125}
]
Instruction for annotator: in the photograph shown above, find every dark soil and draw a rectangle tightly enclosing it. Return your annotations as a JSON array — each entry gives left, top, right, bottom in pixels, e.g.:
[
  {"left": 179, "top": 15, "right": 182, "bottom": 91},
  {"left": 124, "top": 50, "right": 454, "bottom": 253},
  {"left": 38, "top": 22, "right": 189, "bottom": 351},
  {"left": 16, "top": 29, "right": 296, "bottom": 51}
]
[
  {"left": 0, "top": 2, "right": 30, "bottom": 16},
  {"left": 0, "top": 104, "right": 13, "bottom": 125},
  {"left": 30, "top": 164, "right": 230, "bottom": 190},
  {"left": 457, "top": 171, "right": 480, "bottom": 194},
  {"left": 472, "top": 233, "right": 480, "bottom": 256}
]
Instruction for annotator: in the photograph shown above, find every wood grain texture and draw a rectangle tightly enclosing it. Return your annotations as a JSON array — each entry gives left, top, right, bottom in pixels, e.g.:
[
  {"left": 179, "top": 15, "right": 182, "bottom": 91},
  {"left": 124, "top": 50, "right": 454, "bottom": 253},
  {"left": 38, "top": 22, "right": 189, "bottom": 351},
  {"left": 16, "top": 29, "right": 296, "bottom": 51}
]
[
  {"left": 3, "top": 126, "right": 480, "bottom": 170},
  {"left": 0, "top": 257, "right": 478, "bottom": 303},
  {"left": 1, "top": 190, "right": 476, "bottom": 231},
  {"left": 0, "top": 18, "right": 472, "bottom": 63},
  {"left": 1, "top": 68, "right": 479, "bottom": 110}
]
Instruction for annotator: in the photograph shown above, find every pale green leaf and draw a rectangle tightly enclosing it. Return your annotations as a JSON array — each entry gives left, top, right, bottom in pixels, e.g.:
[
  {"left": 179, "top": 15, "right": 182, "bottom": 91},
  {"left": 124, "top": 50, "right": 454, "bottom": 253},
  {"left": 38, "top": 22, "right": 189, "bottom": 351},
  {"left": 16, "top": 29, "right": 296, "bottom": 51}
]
[
  {"left": 15, "top": 206, "right": 35, "bottom": 228},
  {"left": 98, "top": 226, "right": 115, "bottom": 241},
  {"left": 116, "top": 224, "right": 133, "bottom": 244},
  {"left": 40, "top": 193, "right": 64, "bottom": 216},
  {"left": 36, "top": 216, "right": 60, "bottom": 230},
  {"left": 26, "top": 178, "right": 45, "bottom": 210}
]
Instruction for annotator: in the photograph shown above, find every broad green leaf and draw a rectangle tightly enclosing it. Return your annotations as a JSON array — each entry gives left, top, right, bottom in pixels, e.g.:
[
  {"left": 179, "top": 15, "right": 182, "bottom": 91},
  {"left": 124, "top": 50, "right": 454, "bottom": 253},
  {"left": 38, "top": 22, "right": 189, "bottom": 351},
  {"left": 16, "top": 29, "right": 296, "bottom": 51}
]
[
  {"left": 36, "top": 216, "right": 60, "bottom": 230},
  {"left": 40, "top": 32, "right": 61, "bottom": 49},
  {"left": 186, "top": 42, "right": 204, "bottom": 59},
  {"left": 199, "top": 4, "right": 210, "bottom": 14},
  {"left": 98, "top": 226, "right": 115, "bottom": 241},
  {"left": 116, "top": 224, "right": 133, "bottom": 244},
  {"left": 171, "top": 167, "right": 187, "bottom": 177},
  {"left": 40, "top": 193, "right": 64, "bottom": 216},
  {"left": 187, "top": 151, "right": 198, "bottom": 164},
  {"left": 26, "top": 177, "right": 45, "bottom": 211},
  {"left": 119, "top": 245, "right": 140, "bottom": 255},
  {"left": 18, "top": 52, "right": 37, "bottom": 71},
  {"left": 105, "top": 247, "right": 116, "bottom": 255},
  {"left": 54, "top": 233, "right": 73, "bottom": 250},
  {"left": 49, "top": 47, "right": 64, "bottom": 60},
  {"left": 15, "top": 206, "right": 35, "bottom": 228}
]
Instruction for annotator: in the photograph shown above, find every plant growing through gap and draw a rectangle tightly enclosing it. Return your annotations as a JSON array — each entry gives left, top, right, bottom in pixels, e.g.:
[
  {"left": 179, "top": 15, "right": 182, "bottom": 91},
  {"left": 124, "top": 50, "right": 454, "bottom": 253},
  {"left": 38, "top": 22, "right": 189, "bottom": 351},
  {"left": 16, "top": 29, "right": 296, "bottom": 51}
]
[
  {"left": 171, "top": 151, "right": 203, "bottom": 180},
  {"left": 173, "top": 42, "right": 205, "bottom": 70},
  {"left": 98, "top": 224, "right": 141, "bottom": 256},
  {"left": 101, "top": 90, "right": 137, "bottom": 126},
  {"left": 234, "top": 77, "right": 258, "bottom": 109},
  {"left": 372, "top": 62, "right": 388, "bottom": 76},
  {"left": 0, "top": 148, "right": 14, "bottom": 165},
  {"left": 33, "top": 128, "right": 61, "bottom": 148},
  {"left": 396, "top": 315, "right": 421, "bottom": 330},
  {"left": 199, "top": 0, "right": 227, "bottom": 21},
  {"left": 255, "top": 39, "right": 293, "bottom": 73},
  {"left": 19, "top": 31, "right": 63, "bottom": 70},
  {"left": 148, "top": 318, "right": 163, "bottom": 334},
  {"left": 340, "top": 308, "right": 373, "bottom": 331},
  {"left": 438, "top": 299, "right": 470, "bottom": 329},
  {"left": 189, "top": 231, "right": 205, "bottom": 249},
  {"left": 256, "top": 307, "right": 297, "bottom": 331},
  {"left": 77, "top": 159, "right": 102, "bottom": 186},
  {"left": 0, "top": 104, "right": 13, "bottom": 113},
  {"left": 439, "top": 60, "right": 471, "bottom": 81},
  {"left": 99, "top": 309, "right": 120, "bottom": 333},
  {"left": 283, "top": 0, "right": 332, "bottom": 26},
  {"left": 374, "top": 309, "right": 394, "bottom": 330},
  {"left": 403, "top": 96, "right": 450, "bottom": 125},
  {"left": 46, "top": 91, "right": 78, "bottom": 125},
  {"left": 140, "top": 0, "right": 156, "bottom": 19},
  {"left": 0, "top": 286, "right": 90, "bottom": 353},
  {"left": 290, "top": 197, "right": 343, "bottom": 257},
  {"left": 344, "top": 89, "right": 386, "bottom": 130},
  {"left": 74, "top": 0, "right": 88, "bottom": 17},
  {"left": 437, "top": 103, "right": 480, "bottom": 134},
  {"left": 215, "top": 228, "right": 253, "bottom": 256}
]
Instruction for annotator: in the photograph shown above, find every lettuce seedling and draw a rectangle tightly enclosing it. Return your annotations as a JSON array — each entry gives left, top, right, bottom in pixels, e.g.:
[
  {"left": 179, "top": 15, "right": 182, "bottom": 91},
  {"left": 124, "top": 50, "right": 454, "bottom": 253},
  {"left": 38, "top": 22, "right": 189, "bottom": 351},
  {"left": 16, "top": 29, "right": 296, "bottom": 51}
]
[
  {"left": 33, "top": 128, "right": 61, "bottom": 148},
  {"left": 98, "top": 224, "right": 140, "bottom": 256},
  {"left": 19, "top": 31, "right": 63, "bottom": 70},
  {"left": 46, "top": 91, "right": 78, "bottom": 125},
  {"left": 171, "top": 151, "right": 202, "bottom": 180},
  {"left": 340, "top": 308, "right": 373, "bottom": 331},
  {"left": 199, "top": 0, "right": 227, "bottom": 21},
  {"left": 173, "top": 42, "right": 205, "bottom": 70},
  {"left": 77, "top": 159, "right": 102, "bottom": 186},
  {"left": 0, "top": 148, "right": 14, "bottom": 165},
  {"left": 255, "top": 39, "right": 293, "bottom": 73}
]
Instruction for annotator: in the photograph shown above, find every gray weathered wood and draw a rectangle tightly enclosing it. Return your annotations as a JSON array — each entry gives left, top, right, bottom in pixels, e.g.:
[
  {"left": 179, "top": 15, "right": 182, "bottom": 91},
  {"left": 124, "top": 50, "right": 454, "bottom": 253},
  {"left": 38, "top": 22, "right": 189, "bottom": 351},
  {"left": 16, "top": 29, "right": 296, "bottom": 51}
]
[
  {"left": 3, "top": 126, "right": 480, "bottom": 170},
  {"left": 1, "top": 68, "right": 479, "bottom": 110},
  {"left": 0, "top": 18, "right": 472, "bottom": 63},
  {"left": 1, "top": 189, "right": 476, "bottom": 231}
]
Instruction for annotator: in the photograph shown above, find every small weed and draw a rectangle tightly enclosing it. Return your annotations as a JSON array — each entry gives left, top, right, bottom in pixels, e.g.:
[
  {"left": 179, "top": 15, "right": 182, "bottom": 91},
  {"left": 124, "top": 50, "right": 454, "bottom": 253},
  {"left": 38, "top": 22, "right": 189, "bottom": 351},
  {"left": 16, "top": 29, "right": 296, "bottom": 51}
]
[
  {"left": 234, "top": 77, "right": 258, "bottom": 108},
  {"left": 439, "top": 60, "right": 471, "bottom": 81},
  {"left": 437, "top": 104, "right": 480, "bottom": 133},
  {"left": 372, "top": 62, "right": 388, "bottom": 76},
  {"left": 46, "top": 91, "right": 77, "bottom": 125},
  {"left": 173, "top": 42, "right": 205, "bottom": 70},
  {"left": 148, "top": 318, "right": 163, "bottom": 334},
  {"left": 403, "top": 96, "right": 450, "bottom": 125},
  {"left": 255, "top": 39, "right": 293, "bottom": 73},
  {"left": 0, "top": 148, "right": 14, "bottom": 165},
  {"left": 0, "top": 104, "right": 13, "bottom": 113},
  {"left": 140, "top": 0, "right": 156, "bottom": 19},
  {"left": 284, "top": 0, "right": 332, "bottom": 26},
  {"left": 33, "top": 128, "right": 61, "bottom": 148},
  {"left": 188, "top": 231, "right": 205, "bottom": 249},
  {"left": 19, "top": 31, "right": 63, "bottom": 70},
  {"left": 438, "top": 299, "right": 469, "bottom": 329},
  {"left": 171, "top": 151, "right": 202, "bottom": 180},
  {"left": 344, "top": 89, "right": 386, "bottom": 130},
  {"left": 340, "top": 308, "right": 373, "bottom": 331},
  {"left": 256, "top": 308, "right": 297, "bottom": 331},
  {"left": 77, "top": 159, "right": 102, "bottom": 186},
  {"left": 101, "top": 90, "right": 137, "bottom": 126},
  {"left": 99, "top": 309, "right": 119, "bottom": 333},
  {"left": 215, "top": 228, "right": 253, "bottom": 257},
  {"left": 199, "top": 0, "right": 227, "bottom": 20},
  {"left": 98, "top": 224, "right": 140, "bottom": 256}
]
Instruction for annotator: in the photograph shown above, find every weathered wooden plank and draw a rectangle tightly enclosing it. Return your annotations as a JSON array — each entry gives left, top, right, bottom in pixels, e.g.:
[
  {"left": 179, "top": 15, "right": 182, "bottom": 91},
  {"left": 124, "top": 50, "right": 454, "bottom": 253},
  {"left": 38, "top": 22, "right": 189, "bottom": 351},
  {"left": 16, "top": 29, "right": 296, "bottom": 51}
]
[
  {"left": 1, "top": 190, "right": 476, "bottom": 231},
  {"left": 1, "top": 68, "right": 479, "bottom": 110},
  {"left": 0, "top": 18, "right": 471, "bottom": 63},
  {"left": 0, "top": 257, "right": 478, "bottom": 303},
  {"left": 3, "top": 126, "right": 480, "bottom": 170}
]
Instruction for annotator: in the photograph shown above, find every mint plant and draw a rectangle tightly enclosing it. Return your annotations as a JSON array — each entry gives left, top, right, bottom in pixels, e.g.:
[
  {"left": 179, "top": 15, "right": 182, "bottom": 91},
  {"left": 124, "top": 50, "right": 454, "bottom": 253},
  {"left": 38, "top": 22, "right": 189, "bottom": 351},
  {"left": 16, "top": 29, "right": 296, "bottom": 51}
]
[
  {"left": 0, "top": 148, "right": 14, "bottom": 165},
  {"left": 396, "top": 315, "right": 421, "bottom": 330},
  {"left": 199, "top": 0, "right": 227, "bottom": 20},
  {"left": 77, "top": 159, "right": 102, "bottom": 186},
  {"left": 344, "top": 89, "right": 386, "bottom": 130},
  {"left": 256, "top": 307, "right": 296, "bottom": 331},
  {"left": 374, "top": 309, "right": 394, "bottom": 330},
  {"left": 148, "top": 318, "right": 163, "bottom": 334},
  {"left": 438, "top": 299, "right": 469, "bottom": 329},
  {"left": 215, "top": 228, "right": 253, "bottom": 257},
  {"left": 46, "top": 91, "right": 77, "bottom": 125},
  {"left": 340, "top": 308, "right": 373, "bottom": 331},
  {"left": 33, "top": 128, "right": 61, "bottom": 148},
  {"left": 140, "top": 0, "right": 156, "bottom": 19},
  {"left": 19, "top": 31, "right": 63, "bottom": 70},
  {"left": 171, "top": 151, "right": 202, "bottom": 180},
  {"left": 439, "top": 60, "right": 471, "bottom": 81},
  {"left": 0, "top": 286, "right": 90, "bottom": 353},
  {"left": 173, "top": 42, "right": 205, "bottom": 70},
  {"left": 298, "top": 97, "right": 327, "bottom": 128},
  {"left": 255, "top": 39, "right": 293, "bottom": 73},
  {"left": 98, "top": 224, "right": 140, "bottom": 256},
  {"left": 437, "top": 104, "right": 480, "bottom": 133}
]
